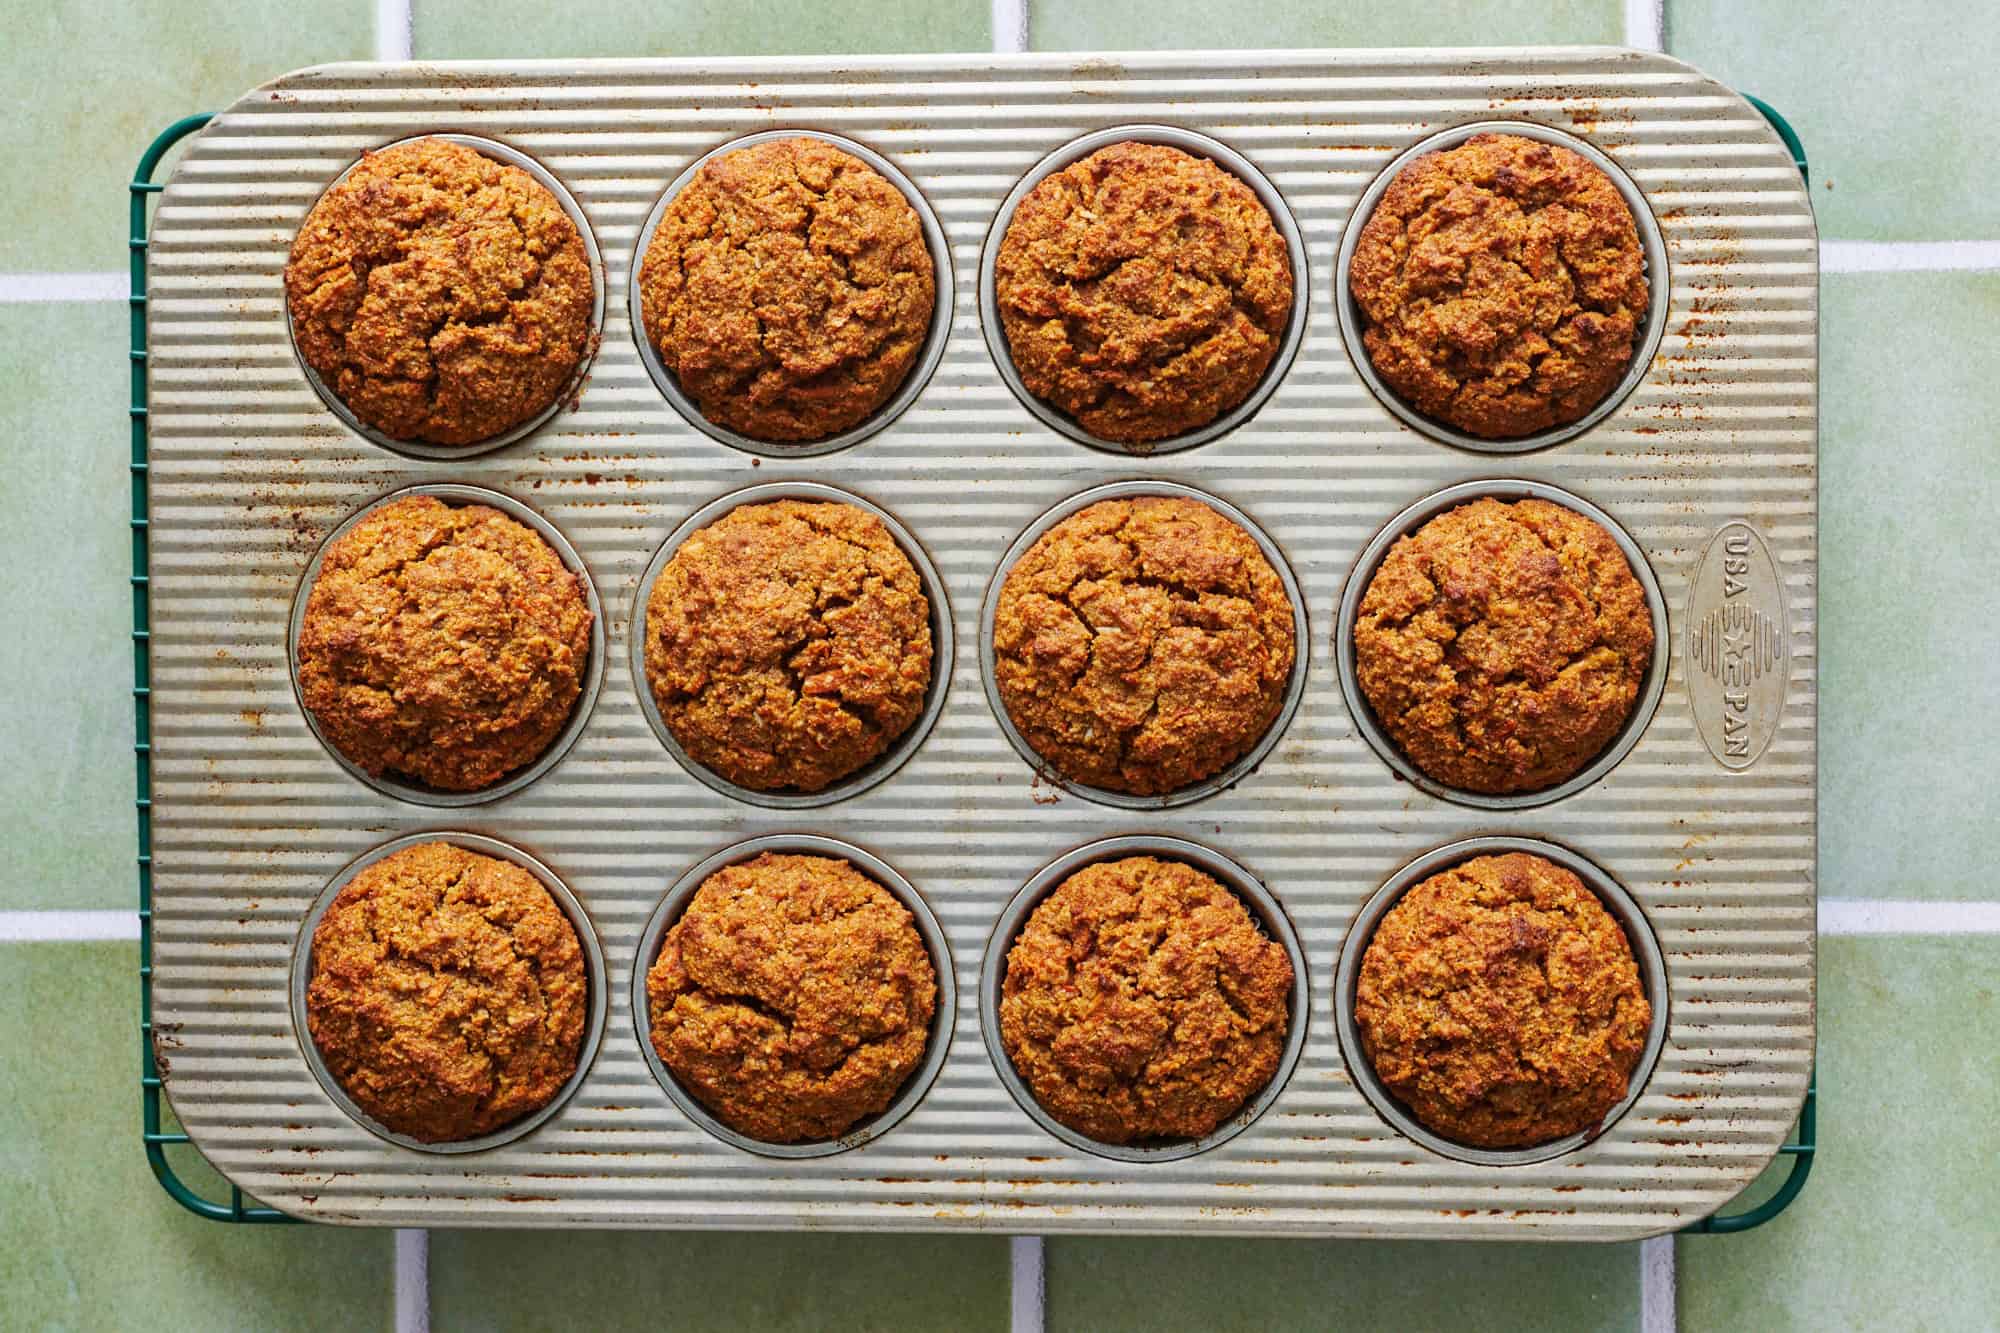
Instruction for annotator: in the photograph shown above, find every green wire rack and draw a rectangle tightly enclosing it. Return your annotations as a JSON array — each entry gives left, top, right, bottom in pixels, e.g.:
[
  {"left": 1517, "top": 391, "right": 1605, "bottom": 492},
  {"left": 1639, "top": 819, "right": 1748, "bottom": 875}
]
[{"left": 129, "top": 94, "right": 1817, "bottom": 1232}]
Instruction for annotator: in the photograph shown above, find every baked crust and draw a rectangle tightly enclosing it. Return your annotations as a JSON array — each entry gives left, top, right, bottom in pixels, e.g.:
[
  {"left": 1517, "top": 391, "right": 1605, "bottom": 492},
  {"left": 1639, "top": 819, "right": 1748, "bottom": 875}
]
[
  {"left": 1352, "top": 496, "right": 1653, "bottom": 794},
  {"left": 637, "top": 136, "right": 936, "bottom": 442},
  {"left": 645, "top": 852, "right": 938, "bottom": 1143},
  {"left": 297, "top": 494, "right": 592, "bottom": 792},
  {"left": 994, "top": 141, "right": 1294, "bottom": 444},
  {"left": 1347, "top": 133, "right": 1648, "bottom": 439},
  {"left": 1354, "top": 851, "right": 1651, "bottom": 1149},
  {"left": 1000, "top": 855, "right": 1293, "bottom": 1144},
  {"left": 993, "top": 496, "right": 1295, "bottom": 795},
  {"left": 285, "top": 137, "right": 593, "bottom": 446},
  {"left": 643, "top": 499, "right": 933, "bottom": 793},
  {"left": 306, "top": 841, "right": 588, "bottom": 1143}
]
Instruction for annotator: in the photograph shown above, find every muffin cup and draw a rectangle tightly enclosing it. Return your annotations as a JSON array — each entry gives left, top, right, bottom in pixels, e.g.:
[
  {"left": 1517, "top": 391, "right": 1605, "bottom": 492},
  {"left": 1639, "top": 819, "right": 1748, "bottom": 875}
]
[
  {"left": 627, "top": 130, "right": 955, "bottom": 459},
  {"left": 1334, "top": 120, "right": 1672, "bottom": 454},
  {"left": 629, "top": 834, "right": 958, "bottom": 1159},
  {"left": 288, "top": 831, "right": 610, "bottom": 1155},
  {"left": 1333, "top": 478, "right": 1668, "bottom": 810},
  {"left": 629, "top": 480, "right": 954, "bottom": 808},
  {"left": 284, "top": 133, "right": 607, "bottom": 461},
  {"left": 979, "top": 835, "right": 1310, "bottom": 1163},
  {"left": 979, "top": 479, "right": 1310, "bottom": 809},
  {"left": 1333, "top": 835, "right": 1670, "bottom": 1167},
  {"left": 978, "top": 124, "right": 1311, "bottom": 455},
  {"left": 287, "top": 482, "right": 607, "bottom": 808}
]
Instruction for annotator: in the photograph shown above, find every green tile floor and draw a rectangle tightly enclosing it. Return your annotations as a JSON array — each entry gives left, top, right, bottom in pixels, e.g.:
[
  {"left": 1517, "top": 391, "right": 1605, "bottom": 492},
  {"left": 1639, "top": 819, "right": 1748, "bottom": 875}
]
[{"left": 4, "top": 0, "right": 1997, "bottom": 1329}]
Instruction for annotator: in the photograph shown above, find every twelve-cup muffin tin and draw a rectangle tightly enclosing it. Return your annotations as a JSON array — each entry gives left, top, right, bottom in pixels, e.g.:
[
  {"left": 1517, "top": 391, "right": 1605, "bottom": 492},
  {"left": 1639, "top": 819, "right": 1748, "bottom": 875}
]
[{"left": 143, "top": 48, "right": 1816, "bottom": 1239}]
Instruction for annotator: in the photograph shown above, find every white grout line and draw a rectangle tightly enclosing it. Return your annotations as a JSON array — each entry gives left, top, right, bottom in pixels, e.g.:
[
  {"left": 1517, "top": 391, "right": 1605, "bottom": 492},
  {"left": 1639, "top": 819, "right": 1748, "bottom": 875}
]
[
  {"left": 0, "top": 911, "right": 138, "bottom": 942},
  {"left": 376, "top": 0, "right": 414, "bottom": 62},
  {"left": 1640, "top": 1235, "right": 1676, "bottom": 1333},
  {"left": 395, "top": 1228, "right": 430, "bottom": 1333},
  {"left": 1010, "top": 1236, "right": 1046, "bottom": 1333},
  {"left": 1820, "top": 899, "right": 2000, "bottom": 935},
  {"left": 1822, "top": 240, "right": 2000, "bottom": 273},
  {"left": 1624, "top": 0, "right": 1665, "bottom": 51},
  {"left": 0, "top": 272, "right": 125, "bottom": 302},
  {"left": 991, "top": 0, "right": 1029, "bottom": 54}
]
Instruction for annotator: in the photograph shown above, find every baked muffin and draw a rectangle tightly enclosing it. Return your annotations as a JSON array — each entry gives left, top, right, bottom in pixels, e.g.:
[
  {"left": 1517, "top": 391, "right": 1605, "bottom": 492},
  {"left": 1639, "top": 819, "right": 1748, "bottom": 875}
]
[
  {"left": 992, "top": 495, "right": 1295, "bottom": 796},
  {"left": 1354, "top": 851, "right": 1651, "bottom": 1149},
  {"left": 1347, "top": 132, "right": 1649, "bottom": 439},
  {"left": 993, "top": 140, "right": 1294, "bottom": 445},
  {"left": 306, "top": 841, "right": 588, "bottom": 1143},
  {"left": 1352, "top": 496, "right": 1653, "bottom": 794},
  {"left": 645, "top": 852, "right": 938, "bottom": 1142},
  {"left": 637, "top": 136, "right": 936, "bottom": 443},
  {"left": 285, "top": 137, "right": 594, "bottom": 446},
  {"left": 1000, "top": 855, "right": 1293, "bottom": 1144},
  {"left": 643, "top": 499, "right": 933, "bottom": 793},
  {"left": 297, "top": 494, "right": 593, "bottom": 792}
]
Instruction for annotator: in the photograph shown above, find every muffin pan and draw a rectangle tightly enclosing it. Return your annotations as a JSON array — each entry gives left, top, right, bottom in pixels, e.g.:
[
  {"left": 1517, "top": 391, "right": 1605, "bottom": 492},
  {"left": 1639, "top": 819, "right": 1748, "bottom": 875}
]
[{"left": 142, "top": 50, "right": 1816, "bottom": 1239}]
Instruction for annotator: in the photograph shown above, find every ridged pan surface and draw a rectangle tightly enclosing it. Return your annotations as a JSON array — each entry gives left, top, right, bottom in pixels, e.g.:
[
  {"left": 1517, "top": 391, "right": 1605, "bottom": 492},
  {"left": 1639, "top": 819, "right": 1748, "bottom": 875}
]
[{"left": 143, "top": 48, "right": 1816, "bottom": 1239}]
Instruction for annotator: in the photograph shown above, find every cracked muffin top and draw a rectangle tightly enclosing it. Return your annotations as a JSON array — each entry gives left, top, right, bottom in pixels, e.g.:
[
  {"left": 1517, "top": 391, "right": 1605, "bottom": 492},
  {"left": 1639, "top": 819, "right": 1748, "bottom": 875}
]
[
  {"left": 637, "top": 136, "right": 937, "bottom": 443},
  {"left": 1352, "top": 496, "right": 1653, "bottom": 795},
  {"left": 645, "top": 852, "right": 938, "bottom": 1143},
  {"left": 992, "top": 495, "right": 1295, "bottom": 796},
  {"left": 1355, "top": 851, "right": 1651, "bottom": 1149},
  {"left": 643, "top": 499, "right": 934, "bottom": 794},
  {"left": 285, "top": 137, "right": 594, "bottom": 447},
  {"left": 297, "top": 494, "right": 593, "bottom": 793},
  {"left": 1000, "top": 855, "right": 1293, "bottom": 1145},
  {"left": 306, "top": 841, "right": 588, "bottom": 1143},
  {"left": 1347, "top": 132, "right": 1649, "bottom": 440},
  {"left": 994, "top": 141, "right": 1294, "bottom": 446}
]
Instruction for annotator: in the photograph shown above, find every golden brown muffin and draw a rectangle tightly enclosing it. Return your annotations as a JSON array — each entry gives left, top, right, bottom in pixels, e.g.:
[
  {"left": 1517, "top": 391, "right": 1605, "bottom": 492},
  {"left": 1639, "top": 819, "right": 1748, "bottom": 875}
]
[
  {"left": 285, "top": 137, "right": 594, "bottom": 446},
  {"left": 1347, "top": 132, "right": 1649, "bottom": 439},
  {"left": 637, "top": 137, "right": 936, "bottom": 443},
  {"left": 994, "top": 141, "right": 1295, "bottom": 445},
  {"left": 297, "top": 494, "right": 593, "bottom": 792},
  {"left": 992, "top": 495, "right": 1295, "bottom": 796},
  {"left": 1354, "top": 851, "right": 1651, "bottom": 1149},
  {"left": 643, "top": 499, "right": 933, "bottom": 793},
  {"left": 1000, "top": 856, "right": 1293, "bottom": 1144},
  {"left": 1352, "top": 496, "right": 1653, "bottom": 794},
  {"left": 305, "top": 841, "right": 588, "bottom": 1143},
  {"left": 645, "top": 852, "right": 938, "bottom": 1142}
]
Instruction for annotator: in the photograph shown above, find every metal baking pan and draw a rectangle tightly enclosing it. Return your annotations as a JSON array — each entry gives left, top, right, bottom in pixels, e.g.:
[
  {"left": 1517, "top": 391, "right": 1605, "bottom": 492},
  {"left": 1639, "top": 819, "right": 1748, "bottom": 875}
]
[{"left": 142, "top": 48, "right": 1816, "bottom": 1239}]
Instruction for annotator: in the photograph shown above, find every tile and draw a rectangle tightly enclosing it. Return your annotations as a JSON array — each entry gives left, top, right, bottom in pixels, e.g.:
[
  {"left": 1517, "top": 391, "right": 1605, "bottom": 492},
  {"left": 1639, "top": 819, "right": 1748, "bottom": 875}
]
[
  {"left": 3, "top": 0, "right": 372, "bottom": 272},
  {"left": 1677, "top": 935, "right": 2000, "bottom": 1330},
  {"left": 413, "top": 0, "right": 988, "bottom": 60},
  {"left": 1667, "top": 0, "right": 2000, "bottom": 241},
  {"left": 1818, "top": 272, "right": 2000, "bottom": 900},
  {"left": 1045, "top": 1237, "right": 1638, "bottom": 1330},
  {"left": 0, "top": 303, "right": 142, "bottom": 910},
  {"left": 1032, "top": 0, "right": 1622, "bottom": 49},
  {"left": 0, "top": 941, "right": 392, "bottom": 1332},
  {"left": 430, "top": 1228, "right": 1011, "bottom": 1331}
]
